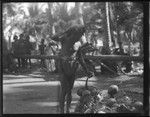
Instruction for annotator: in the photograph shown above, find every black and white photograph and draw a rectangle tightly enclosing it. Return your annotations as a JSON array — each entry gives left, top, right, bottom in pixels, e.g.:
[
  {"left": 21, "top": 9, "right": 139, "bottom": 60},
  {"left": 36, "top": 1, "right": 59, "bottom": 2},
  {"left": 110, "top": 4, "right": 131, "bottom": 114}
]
[{"left": 2, "top": 2, "right": 145, "bottom": 114}]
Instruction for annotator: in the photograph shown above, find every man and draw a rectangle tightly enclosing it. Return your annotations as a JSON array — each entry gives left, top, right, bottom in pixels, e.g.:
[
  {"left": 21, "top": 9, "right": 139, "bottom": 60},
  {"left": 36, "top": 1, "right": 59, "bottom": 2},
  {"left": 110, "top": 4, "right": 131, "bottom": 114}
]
[
  {"left": 45, "top": 40, "right": 59, "bottom": 72},
  {"left": 12, "top": 35, "right": 21, "bottom": 68},
  {"left": 51, "top": 24, "right": 93, "bottom": 113},
  {"left": 18, "top": 33, "right": 26, "bottom": 68},
  {"left": 24, "top": 35, "right": 32, "bottom": 68},
  {"left": 39, "top": 38, "right": 46, "bottom": 67}
]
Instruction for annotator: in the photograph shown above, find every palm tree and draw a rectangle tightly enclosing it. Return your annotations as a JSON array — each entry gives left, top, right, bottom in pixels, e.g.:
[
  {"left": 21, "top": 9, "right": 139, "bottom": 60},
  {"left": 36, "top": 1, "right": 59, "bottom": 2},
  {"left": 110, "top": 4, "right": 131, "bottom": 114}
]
[
  {"left": 106, "top": 2, "right": 112, "bottom": 49},
  {"left": 101, "top": 2, "right": 111, "bottom": 55},
  {"left": 74, "top": 2, "right": 84, "bottom": 25},
  {"left": 100, "top": 2, "right": 119, "bottom": 74},
  {"left": 47, "top": 3, "right": 55, "bottom": 36}
]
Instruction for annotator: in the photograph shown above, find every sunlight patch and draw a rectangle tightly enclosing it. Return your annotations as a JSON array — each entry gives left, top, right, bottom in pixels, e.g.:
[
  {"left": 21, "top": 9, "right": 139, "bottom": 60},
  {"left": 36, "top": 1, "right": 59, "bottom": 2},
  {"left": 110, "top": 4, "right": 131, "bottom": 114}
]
[
  {"left": 3, "top": 86, "right": 33, "bottom": 94},
  {"left": 35, "top": 102, "right": 59, "bottom": 107},
  {"left": 3, "top": 78, "right": 45, "bottom": 84},
  {"left": 3, "top": 81, "right": 60, "bottom": 87},
  {"left": 35, "top": 100, "right": 78, "bottom": 107}
]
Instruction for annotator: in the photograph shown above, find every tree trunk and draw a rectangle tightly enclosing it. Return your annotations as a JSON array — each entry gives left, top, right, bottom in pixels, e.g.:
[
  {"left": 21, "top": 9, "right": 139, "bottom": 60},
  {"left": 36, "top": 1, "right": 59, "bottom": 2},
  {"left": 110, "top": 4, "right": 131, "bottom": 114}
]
[
  {"left": 101, "top": 2, "right": 117, "bottom": 75},
  {"left": 101, "top": 2, "right": 111, "bottom": 55},
  {"left": 106, "top": 2, "right": 112, "bottom": 48},
  {"left": 139, "top": 30, "right": 143, "bottom": 56},
  {"left": 47, "top": 3, "right": 53, "bottom": 37},
  {"left": 75, "top": 2, "right": 84, "bottom": 25},
  {"left": 74, "top": 2, "right": 87, "bottom": 44},
  {"left": 34, "top": 30, "right": 39, "bottom": 51},
  {"left": 117, "top": 27, "right": 123, "bottom": 52},
  {"left": 127, "top": 32, "right": 132, "bottom": 56},
  {"left": 45, "top": 3, "right": 56, "bottom": 72},
  {"left": 113, "top": 2, "right": 123, "bottom": 52},
  {"left": 3, "top": 36, "right": 15, "bottom": 71},
  {"left": 109, "top": 3, "right": 116, "bottom": 48}
]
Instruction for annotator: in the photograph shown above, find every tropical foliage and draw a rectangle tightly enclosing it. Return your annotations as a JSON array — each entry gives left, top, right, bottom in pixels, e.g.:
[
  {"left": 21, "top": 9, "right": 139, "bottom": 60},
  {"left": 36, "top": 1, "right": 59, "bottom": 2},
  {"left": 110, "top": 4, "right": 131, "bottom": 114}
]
[{"left": 2, "top": 2, "right": 143, "bottom": 70}]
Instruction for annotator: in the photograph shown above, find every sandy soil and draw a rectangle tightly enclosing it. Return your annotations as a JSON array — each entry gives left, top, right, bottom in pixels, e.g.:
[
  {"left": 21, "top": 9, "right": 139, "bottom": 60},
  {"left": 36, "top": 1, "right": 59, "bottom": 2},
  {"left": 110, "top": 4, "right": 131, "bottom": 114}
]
[{"left": 3, "top": 67, "right": 143, "bottom": 114}]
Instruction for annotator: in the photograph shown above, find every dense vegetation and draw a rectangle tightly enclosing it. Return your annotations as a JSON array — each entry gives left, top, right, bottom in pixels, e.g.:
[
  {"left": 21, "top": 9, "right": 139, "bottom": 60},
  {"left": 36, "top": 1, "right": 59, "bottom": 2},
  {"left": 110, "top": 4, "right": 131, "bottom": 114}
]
[{"left": 3, "top": 2, "right": 143, "bottom": 72}]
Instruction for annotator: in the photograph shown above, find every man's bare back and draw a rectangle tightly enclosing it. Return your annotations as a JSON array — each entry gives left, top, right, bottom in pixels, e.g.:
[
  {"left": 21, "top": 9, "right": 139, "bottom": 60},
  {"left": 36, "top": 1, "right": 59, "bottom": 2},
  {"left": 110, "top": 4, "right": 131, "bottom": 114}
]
[
  {"left": 51, "top": 25, "right": 86, "bottom": 57},
  {"left": 51, "top": 24, "right": 86, "bottom": 113}
]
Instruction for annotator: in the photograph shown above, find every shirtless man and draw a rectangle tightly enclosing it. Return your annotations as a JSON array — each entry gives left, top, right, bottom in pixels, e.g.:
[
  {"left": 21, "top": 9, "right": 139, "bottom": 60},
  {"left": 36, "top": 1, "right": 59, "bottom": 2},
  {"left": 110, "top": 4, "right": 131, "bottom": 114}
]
[{"left": 51, "top": 24, "right": 92, "bottom": 113}]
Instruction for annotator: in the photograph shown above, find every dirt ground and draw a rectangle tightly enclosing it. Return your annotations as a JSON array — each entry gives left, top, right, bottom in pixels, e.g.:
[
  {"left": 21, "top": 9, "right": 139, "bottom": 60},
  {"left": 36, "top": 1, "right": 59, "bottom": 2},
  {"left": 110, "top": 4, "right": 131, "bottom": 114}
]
[{"left": 3, "top": 66, "right": 143, "bottom": 114}]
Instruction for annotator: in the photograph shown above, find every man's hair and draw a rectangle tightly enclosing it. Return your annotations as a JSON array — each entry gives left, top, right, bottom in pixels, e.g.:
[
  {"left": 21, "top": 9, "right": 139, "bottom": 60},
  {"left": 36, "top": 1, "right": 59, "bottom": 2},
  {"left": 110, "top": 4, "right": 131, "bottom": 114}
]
[
  {"left": 41, "top": 39, "right": 45, "bottom": 43},
  {"left": 20, "top": 34, "right": 24, "bottom": 37},
  {"left": 66, "top": 25, "right": 85, "bottom": 36},
  {"left": 13, "top": 35, "right": 18, "bottom": 40}
]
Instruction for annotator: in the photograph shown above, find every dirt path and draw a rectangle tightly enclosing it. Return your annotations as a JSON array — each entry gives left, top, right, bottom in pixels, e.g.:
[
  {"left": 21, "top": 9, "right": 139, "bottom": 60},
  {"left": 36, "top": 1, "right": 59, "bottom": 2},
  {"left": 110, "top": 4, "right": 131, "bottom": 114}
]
[{"left": 3, "top": 68, "right": 143, "bottom": 114}]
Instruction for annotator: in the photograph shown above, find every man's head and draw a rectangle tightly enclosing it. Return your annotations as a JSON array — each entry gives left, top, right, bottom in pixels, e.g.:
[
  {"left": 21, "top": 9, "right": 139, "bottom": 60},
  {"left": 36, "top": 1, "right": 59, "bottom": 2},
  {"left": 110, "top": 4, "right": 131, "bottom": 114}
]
[
  {"left": 41, "top": 38, "right": 45, "bottom": 44},
  {"left": 19, "top": 33, "right": 24, "bottom": 39},
  {"left": 69, "top": 23, "right": 86, "bottom": 35},
  {"left": 13, "top": 35, "right": 18, "bottom": 41}
]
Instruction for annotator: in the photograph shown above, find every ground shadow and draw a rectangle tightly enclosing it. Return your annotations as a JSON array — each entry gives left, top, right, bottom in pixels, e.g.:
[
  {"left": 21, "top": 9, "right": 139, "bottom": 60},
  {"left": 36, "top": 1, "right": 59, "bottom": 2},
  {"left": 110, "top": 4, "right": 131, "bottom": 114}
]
[{"left": 3, "top": 65, "right": 143, "bottom": 114}]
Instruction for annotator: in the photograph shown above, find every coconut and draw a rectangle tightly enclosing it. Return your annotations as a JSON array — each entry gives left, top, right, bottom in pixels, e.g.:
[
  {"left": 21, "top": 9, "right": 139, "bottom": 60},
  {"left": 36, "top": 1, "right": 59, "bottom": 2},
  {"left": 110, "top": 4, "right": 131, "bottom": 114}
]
[
  {"left": 108, "top": 85, "right": 119, "bottom": 98},
  {"left": 133, "top": 101, "right": 143, "bottom": 111}
]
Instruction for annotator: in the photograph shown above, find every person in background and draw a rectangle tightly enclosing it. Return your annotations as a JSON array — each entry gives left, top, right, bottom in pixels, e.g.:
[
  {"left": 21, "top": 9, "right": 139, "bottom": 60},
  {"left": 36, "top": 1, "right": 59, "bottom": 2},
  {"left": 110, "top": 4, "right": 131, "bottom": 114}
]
[
  {"left": 18, "top": 33, "right": 26, "bottom": 68},
  {"left": 39, "top": 38, "right": 46, "bottom": 68},
  {"left": 24, "top": 35, "right": 33, "bottom": 68},
  {"left": 12, "top": 35, "right": 21, "bottom": 68},
  {"left": 45, "top": 40, "right": 59, "bottom": 72},
  {"left": 51, "top": 24, "right": 93, "bottom": 113}
]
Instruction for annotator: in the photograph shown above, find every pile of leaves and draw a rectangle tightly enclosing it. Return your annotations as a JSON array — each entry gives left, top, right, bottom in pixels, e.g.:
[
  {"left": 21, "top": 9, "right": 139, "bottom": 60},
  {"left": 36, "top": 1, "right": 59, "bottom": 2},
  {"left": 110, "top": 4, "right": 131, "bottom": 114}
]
[{"left": 74, "top": 85, "right": 143, "bottom": 114}]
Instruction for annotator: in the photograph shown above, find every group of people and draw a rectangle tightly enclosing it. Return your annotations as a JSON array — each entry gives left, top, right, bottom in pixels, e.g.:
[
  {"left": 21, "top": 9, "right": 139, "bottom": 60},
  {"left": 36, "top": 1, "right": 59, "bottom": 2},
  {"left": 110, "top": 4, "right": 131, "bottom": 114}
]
[
  {"left": 12, "top": 33, "right": 60, "bottom": 72},
  {"left": 40, "top": 38, "right": 61, "bottom": 73},
  {"left": 12, "top": 33, "right": 33, "bottom": 69}
]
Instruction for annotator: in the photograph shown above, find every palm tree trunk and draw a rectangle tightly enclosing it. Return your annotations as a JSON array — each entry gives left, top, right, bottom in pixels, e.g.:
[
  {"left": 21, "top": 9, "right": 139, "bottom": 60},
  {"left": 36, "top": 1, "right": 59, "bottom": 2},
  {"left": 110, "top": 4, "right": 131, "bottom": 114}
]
[
  {"left": 102, "top": 2, "right": 111, "bottom": 55},
  {"left": 139, "top": 31, "right": 143, "bottom": 56},
  {"left": 117, "top": 27, "right": 123, "bottom": 51},
  {"left": 106, "top": 2, "right": 112, "bottom": 47},
  {"left": 109, "top": 3, "right": 116, "bottom": 48},
  {"left": 101, "top": 2, "right": 118, "bottom": 75},
  {"left": 127, "top": 32, "right": 132, "bottom": 56},
  {"left": 75, "top": 3, "right": 84, "bottom": 25},
  {"left": 48, "top": 3, "right": 53, "bottom": 36}
]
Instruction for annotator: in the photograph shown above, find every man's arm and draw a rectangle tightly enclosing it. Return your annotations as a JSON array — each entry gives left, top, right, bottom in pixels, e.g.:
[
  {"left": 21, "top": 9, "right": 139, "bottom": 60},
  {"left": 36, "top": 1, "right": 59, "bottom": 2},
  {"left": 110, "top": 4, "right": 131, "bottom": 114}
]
[
  {"left": 51, "top": 34, "right": 66, "bottom": 43},
  {"left": 78, "top": 52, "right": 93, "bottom": 78},
  {"left": 51, "top": 26, "right": 79, "bottom": 42},
  {"left": 51, "top": 35, "right": 60, "bottom": 42}
]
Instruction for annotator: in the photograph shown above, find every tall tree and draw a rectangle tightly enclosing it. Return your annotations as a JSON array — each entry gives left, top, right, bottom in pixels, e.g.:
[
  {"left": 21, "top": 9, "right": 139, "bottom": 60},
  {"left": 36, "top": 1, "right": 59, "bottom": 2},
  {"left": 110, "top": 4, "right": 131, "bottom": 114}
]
[{"left": 100, "top": 2, "right": 111, "bottom": 55}]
